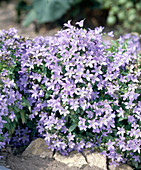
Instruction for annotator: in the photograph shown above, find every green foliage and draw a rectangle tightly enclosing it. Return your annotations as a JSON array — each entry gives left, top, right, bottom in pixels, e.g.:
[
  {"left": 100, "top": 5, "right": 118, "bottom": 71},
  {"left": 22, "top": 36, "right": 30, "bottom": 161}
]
[
  {"left": 102, "top": 0, "right": 141, "bottom": 33},
  {"left": 33, "top": 0, "right": 70, "bottom": 23},
  {"left": 22, "top": 9, "right": 36, "bottom": 27},
  {"left": 22, "top": 0, "right": 101, "bottom": 26},
  {"left": 23, "top": 0, "right": 73, "bottom": 26},
  {"left": 16, "top": 0, "right": 141, "bottom": 34}
]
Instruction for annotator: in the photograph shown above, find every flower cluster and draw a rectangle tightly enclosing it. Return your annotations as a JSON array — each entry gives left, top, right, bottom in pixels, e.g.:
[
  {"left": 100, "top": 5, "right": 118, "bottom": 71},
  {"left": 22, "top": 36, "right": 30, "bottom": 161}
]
[
  {"left": 10, "top": 126, "right": 31, "bottom": 148},
  {"left": 0, "top": 21, "right": 140, "bottom": 168}
]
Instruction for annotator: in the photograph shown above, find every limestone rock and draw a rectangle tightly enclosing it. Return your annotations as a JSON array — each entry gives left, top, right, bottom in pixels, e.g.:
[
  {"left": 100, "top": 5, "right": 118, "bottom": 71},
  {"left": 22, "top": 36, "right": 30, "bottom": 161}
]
[
  {"left": 54, "top": 151, "right": 87, "bottom": 168},
  {"left": 22, "top": 138, "right": 53, "bottom": 158},
  {"left": 83, "top": 150, "right": 107, "bottom": 170},
  {"left": 109, "top": 163, "right": 133, "bottom": 170}
]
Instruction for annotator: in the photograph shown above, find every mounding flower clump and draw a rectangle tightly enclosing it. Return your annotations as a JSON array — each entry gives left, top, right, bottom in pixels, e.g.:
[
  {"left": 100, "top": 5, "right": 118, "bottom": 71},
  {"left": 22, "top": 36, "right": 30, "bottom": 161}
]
[{"left": 0, "top": 20, "right": 141, "bottom": 168}]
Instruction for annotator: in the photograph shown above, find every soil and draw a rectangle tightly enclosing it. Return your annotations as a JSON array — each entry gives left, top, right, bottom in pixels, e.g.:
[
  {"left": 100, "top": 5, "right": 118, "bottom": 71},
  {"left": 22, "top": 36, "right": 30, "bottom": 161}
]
[{"left": 0, "top": 1, "right": 59, "bottom": 38}]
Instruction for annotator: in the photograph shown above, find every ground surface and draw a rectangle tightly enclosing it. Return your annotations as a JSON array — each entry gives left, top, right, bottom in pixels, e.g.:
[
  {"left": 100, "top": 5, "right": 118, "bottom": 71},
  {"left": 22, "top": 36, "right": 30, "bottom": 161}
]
[
  {"left": 1, "top": 148, "right": 105, "bottom": 170},
  {"left": 0, "top": 1, "right": 59, "bottom": 38},
  {"left": 6, "top": 154, "right": 103, "bottom": 170}
]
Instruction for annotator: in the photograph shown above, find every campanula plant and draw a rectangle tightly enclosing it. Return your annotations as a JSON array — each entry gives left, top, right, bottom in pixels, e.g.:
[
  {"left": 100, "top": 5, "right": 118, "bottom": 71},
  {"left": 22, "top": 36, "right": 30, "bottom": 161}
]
[{"left": 0, "top": 20, "right": 140, "bottom": 169}]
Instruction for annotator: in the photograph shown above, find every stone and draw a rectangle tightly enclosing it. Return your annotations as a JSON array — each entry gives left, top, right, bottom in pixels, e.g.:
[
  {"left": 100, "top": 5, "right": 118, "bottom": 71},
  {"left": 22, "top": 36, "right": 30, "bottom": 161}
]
[
  {"left": 40, "top": 151, "right": 49, "bottom": 159},
  {"left": 83, "top": 150, "right": 107, "bottom": 170},
  {"left": 54, "top": 151, "right": 87, "bottom": 168},
  {"left": 21, "top": 158, "right": 25, "bottom": 162},
  {"left": 39, "top": 168, "right": 44, "bottom": 170},
  {"left": 109, "top": 163, "right": 133, "bottom": 170},
  {"left": 22, "top": 138, "right": 53, "bottom": 158}
]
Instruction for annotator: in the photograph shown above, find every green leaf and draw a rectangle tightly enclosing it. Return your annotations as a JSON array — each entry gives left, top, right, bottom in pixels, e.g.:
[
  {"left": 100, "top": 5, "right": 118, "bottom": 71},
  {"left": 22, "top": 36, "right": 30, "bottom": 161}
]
[
  {"left": 43, "top": 64, "right": 47, "bottom": 75},
  {"left": 0, "top": 62, "right": 3, "bottom": 72},
  {"left": 45, "top": 91, "right": 51, "bottom": 99},
  {"left": 125, "top": 2, "right": 133, "bottom": 9},
  {"left": 22, "top": 9, "right": 36, "bottom": 27},
  {"left": 13, "top": 105, "right": 20, "bottom": 113},
  {"left": 109, "top": 6, "right": 119, "bottom": 15},
  {"left": 118, "top": 0, "right": 126, "bottom": 5},
  {"left": 118, "top": 11, "right": 125, "bottom": 21},
  {"left": 3, "top": 122, "right": 10, "bottom": 130},
  {"left": 103, "top": 1, "right": 112, "bottom": 9},
  {"left": 14, "top": 115, "right": 18, "bottom": 122},
  {"left": 128, "top": 14, "right": 136, "bottom": 22},
  {"left": 137, "top": 164, "right": 141, "bottom": 169},
  {"left": 28, "top": 105, "right": 31, "bottom": 112},
  {"left": 0, "top": 135, "right": 5, "bottom": 141},
  {"left": 125, "top": 124, "right": 131, "bottom": 130},
  {"left": 135, "top": 162, "right": 138, "bottom": 169},
  {"left": 107, "top": 15, "right": 116, "bottom": 26},
  {"left": 86, "top": 131, "right": 95, "bottom": 138},
  {"left": 70, "top": 110, "right": 75, "bottom": 115},
  {"left": 20, "top": 110, "right": 26, "bottom": 124},
  {"left": 9, "top": 123, "right": 16, "bottom": 135},
  {"left": 136, "top": 2, "right": 141, "bottom": 10},
  {"left": 71, "top": 0, "right": 82, "bottom": 5},
  {"left": 128, "top": 8, "right": 136, "bottom": 15},
  {"left": 22, "top": 97, "right": 31, "bottom": 112},
  {"left": 132, "top": 159, "right": 139, "bottom": 169},
  {"left": 33, "top": 0, "right": 71, "bottom": 24},
  {"left": 68, "top": 124, "right": 77, "bottom": 132}
]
